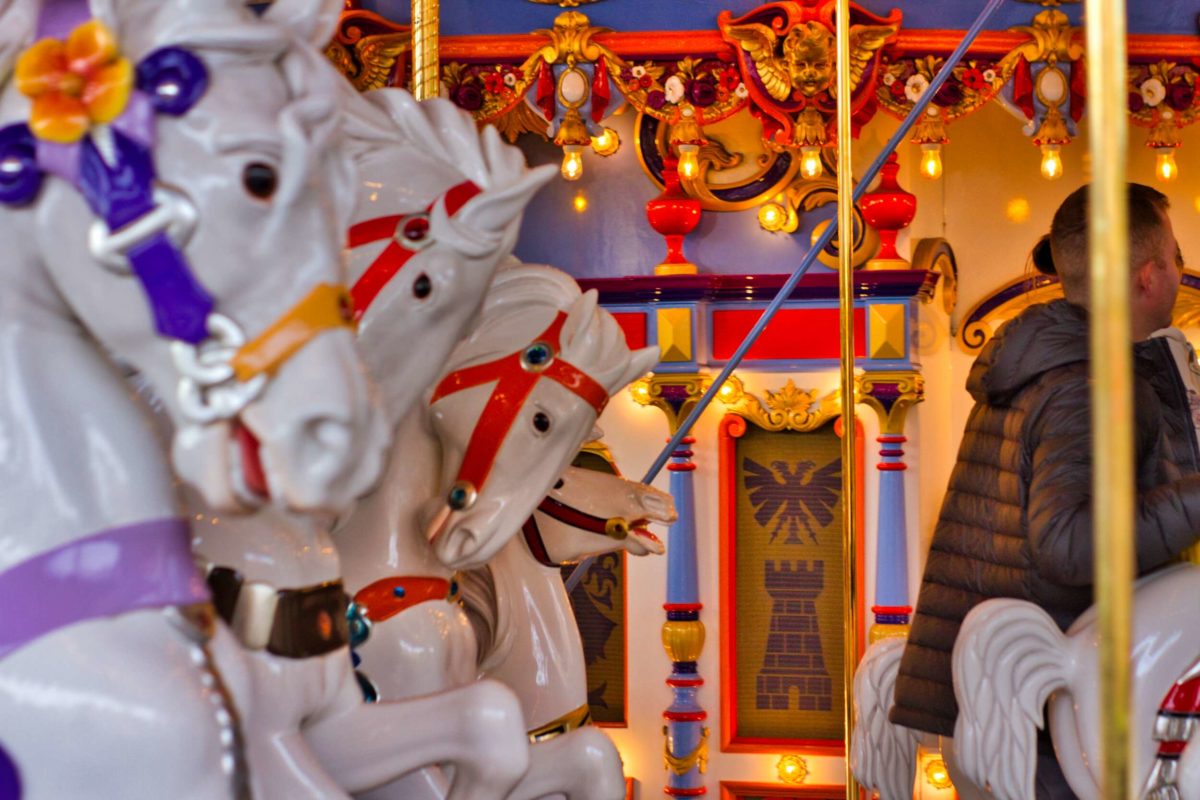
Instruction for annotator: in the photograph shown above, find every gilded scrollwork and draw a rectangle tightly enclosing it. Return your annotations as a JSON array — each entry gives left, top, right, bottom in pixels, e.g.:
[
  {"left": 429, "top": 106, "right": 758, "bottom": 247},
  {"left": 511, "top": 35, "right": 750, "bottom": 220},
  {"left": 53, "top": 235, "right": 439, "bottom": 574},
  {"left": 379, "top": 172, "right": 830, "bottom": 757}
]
[
  {"left": 857, "top": 371, "right": 924, "bottom": 436},
  {"left": 717, "top": 376, "right": 844, "bottom": 433},
  {"left": 325, "top": 10, "right": 411, "bottom": 92}
]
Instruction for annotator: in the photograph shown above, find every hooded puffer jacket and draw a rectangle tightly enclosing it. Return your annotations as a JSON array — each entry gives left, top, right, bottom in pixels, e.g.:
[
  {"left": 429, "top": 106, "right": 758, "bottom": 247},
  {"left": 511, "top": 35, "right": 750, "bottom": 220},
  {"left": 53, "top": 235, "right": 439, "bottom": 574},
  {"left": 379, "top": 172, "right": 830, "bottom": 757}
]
[{"left": 890, "top": 299, "right": 1200, "bottom": 737}]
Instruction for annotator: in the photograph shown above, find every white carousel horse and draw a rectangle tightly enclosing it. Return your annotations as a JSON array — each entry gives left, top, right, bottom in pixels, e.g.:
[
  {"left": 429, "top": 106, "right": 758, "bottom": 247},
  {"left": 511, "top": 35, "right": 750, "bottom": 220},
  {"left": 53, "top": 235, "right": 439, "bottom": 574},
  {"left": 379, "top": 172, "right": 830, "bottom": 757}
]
[
  {"left": 952, "top": 563, "right": 1200, "bottom": 799},
  {"left": 190, "top": 70, "right": 557, "bottom": 798},
  {"left": 0, "top": 1, "right": 386, "bottom": 798},
  {"left": 337, "top": 263, "right": 659, "bottom": 800},
  {"left": 459, "top": 454, "right": 674, "bottom": 800},
  {"left": 850, "top": 637, "right": 920, "bottom": 800}
]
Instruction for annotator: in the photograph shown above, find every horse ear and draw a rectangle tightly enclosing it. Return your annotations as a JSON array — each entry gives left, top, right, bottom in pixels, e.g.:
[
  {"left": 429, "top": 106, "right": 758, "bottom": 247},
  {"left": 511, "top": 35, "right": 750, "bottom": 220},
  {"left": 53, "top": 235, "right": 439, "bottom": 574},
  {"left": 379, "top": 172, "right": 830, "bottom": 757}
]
[
  {"left": 455, "top": 164, "right": 555, "bottom": 237},
  {"left": 560, "top": 289, "right": 600, "bottom": 358},
  {"left": 588, "top": 424, "right": 605, "bottom": 442},
  {"left": 260, "top": 0, "right": 342, "bottom": 47},
  {"left": 620, "top": 347, "right": 660, "bottom": 389}
]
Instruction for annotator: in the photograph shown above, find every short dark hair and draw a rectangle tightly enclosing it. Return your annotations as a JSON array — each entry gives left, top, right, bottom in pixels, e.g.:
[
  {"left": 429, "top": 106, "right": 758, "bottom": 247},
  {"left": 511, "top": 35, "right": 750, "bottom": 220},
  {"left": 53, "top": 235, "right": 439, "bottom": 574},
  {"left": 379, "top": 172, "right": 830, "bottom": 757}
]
[{"left": 1044, "top": 183, "right": 1172, "bottom": 304}]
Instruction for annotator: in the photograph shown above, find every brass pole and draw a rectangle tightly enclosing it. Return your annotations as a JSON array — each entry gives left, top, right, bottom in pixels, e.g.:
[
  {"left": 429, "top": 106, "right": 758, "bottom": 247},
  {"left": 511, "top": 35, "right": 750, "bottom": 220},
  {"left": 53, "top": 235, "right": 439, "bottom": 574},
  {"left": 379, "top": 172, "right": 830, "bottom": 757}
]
[
  {"left": 1084, "top": 0, "right": 1132, "bottom": 796},
  {"left": 410, "top": 0, "right": 440, "bottom": 101},
  {"left": 835, "top": 1, "right": 859, "bottom": 798}
]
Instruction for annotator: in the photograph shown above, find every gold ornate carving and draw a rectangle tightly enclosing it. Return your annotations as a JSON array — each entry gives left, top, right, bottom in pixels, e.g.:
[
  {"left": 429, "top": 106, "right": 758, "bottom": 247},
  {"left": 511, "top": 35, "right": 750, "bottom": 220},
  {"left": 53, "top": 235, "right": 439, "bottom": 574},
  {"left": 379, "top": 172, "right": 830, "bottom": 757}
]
[
  {"left": 527, "top": 0, "right": 603, "bottom": 6},
  {"left": 663, "top": 725, "right": 709, "bottom": 775},
  {"left": 529, "top": 11, "right": 613, "bottom": 68},
  {"left": 1000, "top": 9, "right": 1085, "bottom": 69},
  {"left": 661, "top": 619, "right": 706, "bottom": 662},
  {"left": 629, "top": 373, "right": 710, "bottom": 435},
  {"left": 717, "top": 376, "right": 844, "bottom": 433},
  {"left": 857, "top": 371, "right": 924, "bottom": 436},
  {"left": 723, "top": 18, "right": 896, "bottom": 104},
  {"left": 325, "top": 11, "right": 411, "bottom": 91},
  {"left": 912, "top": 238, "right": 958, "bottom": 320}
]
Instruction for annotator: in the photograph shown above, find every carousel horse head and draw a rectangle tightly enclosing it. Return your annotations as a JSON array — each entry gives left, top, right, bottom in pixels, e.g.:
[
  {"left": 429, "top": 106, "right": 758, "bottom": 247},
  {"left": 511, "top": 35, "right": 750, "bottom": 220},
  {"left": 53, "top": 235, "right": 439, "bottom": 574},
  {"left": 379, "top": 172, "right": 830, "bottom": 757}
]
[
  {"left": 521, "top": 447, "right": 675, "bottom": 567},
  {"left": 0, "top": 0, "right": 388, "bottom": 513},
  {"left": 951, "top": 563, "right": 1200, "bottom": 799},
  {"left": 339, "top": 86, "right": 556, "bottom": 424},
  {"left": 424, "top": 264, "right": 660, "bottom": 571}
]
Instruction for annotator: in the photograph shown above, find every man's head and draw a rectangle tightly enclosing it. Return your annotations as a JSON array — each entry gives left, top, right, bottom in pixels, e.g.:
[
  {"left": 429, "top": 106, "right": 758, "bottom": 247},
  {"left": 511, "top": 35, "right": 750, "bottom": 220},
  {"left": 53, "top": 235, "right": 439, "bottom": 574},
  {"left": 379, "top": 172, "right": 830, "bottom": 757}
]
[{"left": 1047, "top": 182, "right": 1183, "bottom": 338}]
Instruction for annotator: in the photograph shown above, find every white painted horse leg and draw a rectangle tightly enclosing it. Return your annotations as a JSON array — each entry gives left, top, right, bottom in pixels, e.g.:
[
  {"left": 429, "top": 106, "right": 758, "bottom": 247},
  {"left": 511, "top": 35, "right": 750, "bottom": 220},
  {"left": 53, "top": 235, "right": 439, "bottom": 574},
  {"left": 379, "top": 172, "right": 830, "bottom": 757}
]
[
  {"left": 0, "top": 612, "right": 245, "bottom": 800},
  {"left": 850, "top": 637, "right": 919, "bottom": 799},
  {"left": 506, "top": 727, "right": 626, "bottom": 800},
  {"left": 304, "top": 676, "right": 529, "bottom": 800}
]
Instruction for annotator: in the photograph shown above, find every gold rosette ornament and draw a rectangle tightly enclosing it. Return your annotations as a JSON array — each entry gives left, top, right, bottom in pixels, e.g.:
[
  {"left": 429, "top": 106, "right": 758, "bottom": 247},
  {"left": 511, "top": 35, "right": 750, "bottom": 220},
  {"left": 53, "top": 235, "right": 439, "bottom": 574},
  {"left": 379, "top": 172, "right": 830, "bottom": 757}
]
[{"left": 16, "top": 20, "right": 133, "bottom": 143}]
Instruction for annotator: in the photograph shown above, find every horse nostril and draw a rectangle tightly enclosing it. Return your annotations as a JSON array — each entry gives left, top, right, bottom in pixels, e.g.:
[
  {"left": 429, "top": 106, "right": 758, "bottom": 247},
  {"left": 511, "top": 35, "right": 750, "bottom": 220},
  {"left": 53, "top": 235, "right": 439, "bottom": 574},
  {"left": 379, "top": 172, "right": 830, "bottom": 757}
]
[{"left": 312, "top": 418, "right": 351, "bottom": 450}]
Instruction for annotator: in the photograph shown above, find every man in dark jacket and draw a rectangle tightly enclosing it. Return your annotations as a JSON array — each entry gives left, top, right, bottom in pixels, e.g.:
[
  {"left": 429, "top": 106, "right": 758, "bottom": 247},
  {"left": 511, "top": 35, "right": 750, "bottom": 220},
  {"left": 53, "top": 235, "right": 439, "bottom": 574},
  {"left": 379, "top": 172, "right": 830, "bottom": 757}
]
[{"left": 889, "top": 183, "right": 1200, "bottom": 798}]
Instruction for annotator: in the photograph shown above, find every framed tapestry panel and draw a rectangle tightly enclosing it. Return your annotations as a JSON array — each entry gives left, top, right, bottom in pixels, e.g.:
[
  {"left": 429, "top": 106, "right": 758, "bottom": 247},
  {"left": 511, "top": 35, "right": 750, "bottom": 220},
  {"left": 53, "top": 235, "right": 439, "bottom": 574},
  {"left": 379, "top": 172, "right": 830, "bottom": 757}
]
[
  {"left": 719, "top": 781, "right": 844, "bottom": 800},
  {"left": 561, "top": 446, "right": 629, "bottom": 726},
  {"left": 718, "top": 382, "right": 865, "bottom": 754}
]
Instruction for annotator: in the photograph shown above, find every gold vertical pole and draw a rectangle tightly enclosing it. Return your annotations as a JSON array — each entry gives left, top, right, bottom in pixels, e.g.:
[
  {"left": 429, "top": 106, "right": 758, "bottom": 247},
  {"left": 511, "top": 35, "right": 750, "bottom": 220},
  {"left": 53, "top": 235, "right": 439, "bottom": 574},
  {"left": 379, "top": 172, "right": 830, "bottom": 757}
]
[
  {"left": 834, "top": 2, "right": 859, "bottom": 798},
  {"left": 1085, "top": 0, "right": 1132, "bottom": 797},
  {"left": 410, "top": 0, "right": 440, "bottom": 101}
]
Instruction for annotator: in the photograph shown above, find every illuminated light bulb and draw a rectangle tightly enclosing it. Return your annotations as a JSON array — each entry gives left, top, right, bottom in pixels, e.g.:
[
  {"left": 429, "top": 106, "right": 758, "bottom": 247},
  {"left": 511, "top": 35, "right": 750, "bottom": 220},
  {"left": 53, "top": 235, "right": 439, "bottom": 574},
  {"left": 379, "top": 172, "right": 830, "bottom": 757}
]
[
  {"left": 919, "top": 142, "right": 944, "bottom": 180},
  {"left": 1156, "top": 147, "right": 1179, "bottom": 183},
  {"left": 1040, "top": 144, "right": 1063, "bottom": 180},
  {"left": 561, "top": 145, "right": 584, "bottom": 181},
  {"left": 572, "top": 191, "right": 588, "bottom": 213},
  {"left": 799, "top": 145, "right": 823, "bottom": 179},
  {"left": 1005, "top": 196, "right": 1031, "bottom": 224},
  {"left": 776, "top": 754, "right": 808, "bottom": 785},
  {"left": 590, "top": 127, "right": 619, "bottom": 157},
  {"left": 676, "top": 143, "right": 700, "bottom": 179},
  {"left": 758, "top": 201, "right": 786, "bottom": 232}
]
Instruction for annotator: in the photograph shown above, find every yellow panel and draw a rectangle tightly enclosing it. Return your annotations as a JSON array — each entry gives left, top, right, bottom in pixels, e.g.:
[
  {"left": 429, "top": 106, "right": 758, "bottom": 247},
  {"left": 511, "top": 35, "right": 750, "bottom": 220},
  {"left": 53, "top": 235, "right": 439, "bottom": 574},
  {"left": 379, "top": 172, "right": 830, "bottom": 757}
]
[
  {"left": 868, "top": 304, "right": 906, "bottom": 361},
  {"left": 656, "top": 307, "right": 693, "bottom": 362}
]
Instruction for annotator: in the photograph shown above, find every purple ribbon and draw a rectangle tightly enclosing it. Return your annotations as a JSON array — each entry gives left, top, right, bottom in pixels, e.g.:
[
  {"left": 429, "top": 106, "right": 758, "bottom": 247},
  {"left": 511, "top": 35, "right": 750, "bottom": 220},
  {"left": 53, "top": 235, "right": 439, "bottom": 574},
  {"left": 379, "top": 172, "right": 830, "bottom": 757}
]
[
  {"left": 34, "top": 0, "right": 90, "bottom": 40},
  {"left": 0, "top": 518, "right": 210, "bottom": 661}
]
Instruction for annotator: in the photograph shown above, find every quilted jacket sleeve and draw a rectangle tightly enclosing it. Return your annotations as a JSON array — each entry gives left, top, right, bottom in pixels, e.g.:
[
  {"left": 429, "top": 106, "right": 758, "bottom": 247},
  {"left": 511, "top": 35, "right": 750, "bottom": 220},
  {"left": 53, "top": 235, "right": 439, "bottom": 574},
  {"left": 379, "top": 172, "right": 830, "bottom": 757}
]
[{"left": 1025, "top": 373, "right": 1200, "bottom": 587}]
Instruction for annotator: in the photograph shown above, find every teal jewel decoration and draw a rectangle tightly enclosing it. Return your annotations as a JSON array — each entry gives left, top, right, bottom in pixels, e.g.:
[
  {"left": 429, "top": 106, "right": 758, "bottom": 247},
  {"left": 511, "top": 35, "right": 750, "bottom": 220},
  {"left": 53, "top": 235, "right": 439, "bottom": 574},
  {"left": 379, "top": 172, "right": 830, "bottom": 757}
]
[
  {"left": 521, "top": 341, "right": 554, "bottom": 371},
  {"left": 448, "top": 480, "right": 477, "bottom": 511}
]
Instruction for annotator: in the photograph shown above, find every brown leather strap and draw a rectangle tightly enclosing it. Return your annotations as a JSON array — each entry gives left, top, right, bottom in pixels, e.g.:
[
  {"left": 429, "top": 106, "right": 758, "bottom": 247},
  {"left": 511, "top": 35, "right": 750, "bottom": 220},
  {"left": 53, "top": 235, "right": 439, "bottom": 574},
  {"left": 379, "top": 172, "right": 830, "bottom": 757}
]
[{"left": 207, "top": 566, "right": 349, "bottom": 659}]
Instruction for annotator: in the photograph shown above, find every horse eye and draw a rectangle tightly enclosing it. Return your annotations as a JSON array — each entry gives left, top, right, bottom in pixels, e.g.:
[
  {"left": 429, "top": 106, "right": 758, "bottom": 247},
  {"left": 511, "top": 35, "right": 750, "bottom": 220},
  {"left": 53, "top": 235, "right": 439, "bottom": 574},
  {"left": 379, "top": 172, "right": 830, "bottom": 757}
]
[
  {"left": 242, "top": 162, "right": 277, "bottom": 199},
  {"left": 533, "top": 412, "right": 551, "bottom": 433},
  {"left": 553, "top": 479, "right": 564, "bottom": 490},
  {"left": 413, "top": 273, "right": 432, "bottom": 299}
]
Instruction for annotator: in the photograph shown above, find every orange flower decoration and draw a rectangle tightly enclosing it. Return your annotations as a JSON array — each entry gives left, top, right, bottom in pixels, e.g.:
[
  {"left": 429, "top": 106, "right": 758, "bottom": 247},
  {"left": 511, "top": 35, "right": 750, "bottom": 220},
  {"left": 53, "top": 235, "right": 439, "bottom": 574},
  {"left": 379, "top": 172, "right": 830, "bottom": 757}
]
[{"left": 15, "top": 20, "right": 133, "bottom": 144}]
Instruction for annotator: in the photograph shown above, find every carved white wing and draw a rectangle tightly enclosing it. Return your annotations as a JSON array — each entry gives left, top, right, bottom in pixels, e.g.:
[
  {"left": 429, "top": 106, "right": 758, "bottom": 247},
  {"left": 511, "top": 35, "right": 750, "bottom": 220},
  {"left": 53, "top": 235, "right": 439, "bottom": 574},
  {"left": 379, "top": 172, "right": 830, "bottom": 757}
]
[
  {"left": 851, "top": 637, "right": 919, "bottom": 799},
  {"left": 953, "top": 600, "right": 1069, "bottom": 800}
]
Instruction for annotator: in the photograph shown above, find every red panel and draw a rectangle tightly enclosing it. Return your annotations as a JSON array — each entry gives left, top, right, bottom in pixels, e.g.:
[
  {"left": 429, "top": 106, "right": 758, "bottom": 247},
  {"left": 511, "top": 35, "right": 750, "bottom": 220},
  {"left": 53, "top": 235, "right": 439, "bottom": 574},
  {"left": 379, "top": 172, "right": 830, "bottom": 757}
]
[
  {"left": 611, "top": 312, "right": 648, "bottom": 350},
  {"left": 710, "top": 308, "right": 866, "bottom": 361}
]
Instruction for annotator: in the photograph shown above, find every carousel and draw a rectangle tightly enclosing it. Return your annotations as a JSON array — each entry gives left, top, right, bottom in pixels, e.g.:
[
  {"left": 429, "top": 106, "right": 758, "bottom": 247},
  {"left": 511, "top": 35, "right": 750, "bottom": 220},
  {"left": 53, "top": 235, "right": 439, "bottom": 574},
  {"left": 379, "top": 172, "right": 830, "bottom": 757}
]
[{"left": 0, "top": 0, "right": 1195, "bottom": 797}]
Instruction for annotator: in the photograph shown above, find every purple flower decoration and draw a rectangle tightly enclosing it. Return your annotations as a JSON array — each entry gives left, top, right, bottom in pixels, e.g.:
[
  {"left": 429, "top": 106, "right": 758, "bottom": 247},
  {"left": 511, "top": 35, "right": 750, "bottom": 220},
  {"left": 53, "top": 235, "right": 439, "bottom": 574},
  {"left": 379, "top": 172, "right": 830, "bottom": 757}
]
[
  {"left": 688, "top": 77, "right": 717, "bottom": 107},
  {"left": 1168, "top": 83, "right": 1195, "bottom": 111},
  {"left": 451, "top": 83, "right": 483, "bottom": 111},
  {"left": 1128, "top": 90, "right": 1145, "bottom": 113},
  {"left": 933, "top": 80, "right": 964, "bottom": 107},
  {"left": 620, "top": 67, "right": 634, "bottom": 82},
  {"left": 647, "top": 89, "right": 667, "bottom": 110}
]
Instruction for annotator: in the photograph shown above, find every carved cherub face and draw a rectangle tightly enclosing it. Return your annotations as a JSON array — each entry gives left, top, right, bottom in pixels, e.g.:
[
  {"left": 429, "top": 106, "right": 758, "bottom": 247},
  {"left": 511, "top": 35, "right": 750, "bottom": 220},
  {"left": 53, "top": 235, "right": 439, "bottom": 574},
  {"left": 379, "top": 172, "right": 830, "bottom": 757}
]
[{"left": 783, "top": 23, "right": 835, "bottom": 97}]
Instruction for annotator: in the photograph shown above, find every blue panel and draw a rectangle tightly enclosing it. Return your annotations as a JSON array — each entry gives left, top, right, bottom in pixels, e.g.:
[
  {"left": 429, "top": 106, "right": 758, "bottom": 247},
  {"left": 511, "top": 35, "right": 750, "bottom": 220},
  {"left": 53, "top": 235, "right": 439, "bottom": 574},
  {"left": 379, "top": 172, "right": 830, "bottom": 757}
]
[{"left": 360, "top": 0, "right": 1194, "bottom": 36}]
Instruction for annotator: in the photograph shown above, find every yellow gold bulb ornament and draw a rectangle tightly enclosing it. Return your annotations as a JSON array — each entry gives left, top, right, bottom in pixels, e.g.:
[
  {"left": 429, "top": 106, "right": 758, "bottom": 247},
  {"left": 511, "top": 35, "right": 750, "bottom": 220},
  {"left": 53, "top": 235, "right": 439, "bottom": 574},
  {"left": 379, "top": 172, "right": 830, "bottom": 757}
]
[
  {"left": 676, "top": 143, "right": 700, "bottom": 180},
  {"left": 1040, "top": 144, "right": 1063, "bottom": 180},
  {"left": 561, "top": 145, "right": 584, "bottom": 181},
  {"left": 799, "top": 145, "right": 823, "bottom": 179},
  {"left": 919, "top": 143, "right": 943, "bottom": 180},
  {"left": 590, "top": 127, "right": 619, "bottom": 157},
  {"left": 1156, "top": 147, "right": 1179, "bottom": 183}
]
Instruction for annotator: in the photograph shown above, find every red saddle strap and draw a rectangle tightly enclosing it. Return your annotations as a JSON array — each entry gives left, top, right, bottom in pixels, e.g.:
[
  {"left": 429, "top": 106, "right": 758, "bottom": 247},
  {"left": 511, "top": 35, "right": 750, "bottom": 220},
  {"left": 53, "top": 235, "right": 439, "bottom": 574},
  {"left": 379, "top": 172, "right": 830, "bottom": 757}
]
[
  {"left": 430, "top": 312, "right": 609, "bottom": 504},
  {"left": 347, "top": 180, "right": 482, "bottom": 320}
]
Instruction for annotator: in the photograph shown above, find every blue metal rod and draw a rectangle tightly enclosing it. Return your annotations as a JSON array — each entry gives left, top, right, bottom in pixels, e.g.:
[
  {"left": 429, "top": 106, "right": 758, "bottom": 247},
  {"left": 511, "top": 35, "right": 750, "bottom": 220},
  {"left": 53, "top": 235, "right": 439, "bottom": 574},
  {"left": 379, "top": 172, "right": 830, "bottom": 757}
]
[{"left": 566, "top": 0, "right": 1008, "bottom": 593}]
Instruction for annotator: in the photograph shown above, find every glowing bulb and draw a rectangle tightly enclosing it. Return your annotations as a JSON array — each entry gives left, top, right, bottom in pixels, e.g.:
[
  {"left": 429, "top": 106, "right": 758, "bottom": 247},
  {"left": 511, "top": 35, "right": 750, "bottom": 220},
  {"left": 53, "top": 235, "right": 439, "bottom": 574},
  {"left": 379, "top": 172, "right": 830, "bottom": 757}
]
[
  {"left": 1040, "top": 144, "right": 1063, "bottom": 180},
  {"left": 572, "top": 191, "right": 587, "bottom": 213},
  {"left": 590, "top": 127, "right": 619, "bottom": 157},
  {"left": 799, "top": 145, "right": 823, "bottom": 179},
  {"left": 1156, "top": 147, "right": 1179, "bottom": 183},
  {"left": 561, "top": 145, "right": 584, "bottom": 181},
  {"left": 919, "top": 142, "right": 943, "bottom": 180},
  {"left": 758, "top": 202, "right": 786, "bottom": 232},
  {"left": 676, "top": 143, "right": 700, "bottom": 179},
  {"left": 776, "top": 754, "right": 807, "bottom": 785}
]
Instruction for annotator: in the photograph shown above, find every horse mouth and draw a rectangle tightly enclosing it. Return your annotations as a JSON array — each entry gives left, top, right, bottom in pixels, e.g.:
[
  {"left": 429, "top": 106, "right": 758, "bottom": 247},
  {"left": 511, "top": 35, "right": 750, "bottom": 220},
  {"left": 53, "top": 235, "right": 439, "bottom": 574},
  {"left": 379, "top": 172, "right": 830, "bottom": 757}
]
[
  {"left": 232, "top": 421, "right": 270, "bottom": 503},
  {"left": 630, "top": 520, "right": 660, "bottom": 544}
]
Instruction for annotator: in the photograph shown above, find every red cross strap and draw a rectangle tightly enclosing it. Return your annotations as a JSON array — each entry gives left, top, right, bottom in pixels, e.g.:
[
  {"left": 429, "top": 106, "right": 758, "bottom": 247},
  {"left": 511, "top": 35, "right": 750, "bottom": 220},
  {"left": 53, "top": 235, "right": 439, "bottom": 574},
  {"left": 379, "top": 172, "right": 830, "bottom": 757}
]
[
  {"left": 430, "top": 312, "right": 610, "bottom": 496},
  {"left": 347, "top": 180, "right": 482, "bottom": 320}
]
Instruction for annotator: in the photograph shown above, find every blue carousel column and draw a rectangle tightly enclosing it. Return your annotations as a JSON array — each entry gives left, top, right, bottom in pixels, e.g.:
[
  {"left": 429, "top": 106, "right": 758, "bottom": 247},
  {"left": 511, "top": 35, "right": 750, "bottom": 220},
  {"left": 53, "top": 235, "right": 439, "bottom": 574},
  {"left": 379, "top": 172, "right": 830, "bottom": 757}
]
[
  {"left": 630, "top": 375, "right": 710, "bottom": 798},
  {"left": 857, "top": 371, "right": 924, "bottom": 641}
]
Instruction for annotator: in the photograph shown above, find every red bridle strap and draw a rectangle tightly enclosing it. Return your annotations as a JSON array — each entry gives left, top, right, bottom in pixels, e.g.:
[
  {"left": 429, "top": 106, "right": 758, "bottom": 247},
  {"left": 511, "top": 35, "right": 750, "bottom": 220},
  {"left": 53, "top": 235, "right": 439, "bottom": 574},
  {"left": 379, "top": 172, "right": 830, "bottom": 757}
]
[
  {"left": 430, "top": 312, "right": 610, "bottom": 498},
  {"left": 347, "top": 180, "right": 482, "bottom": 320}
]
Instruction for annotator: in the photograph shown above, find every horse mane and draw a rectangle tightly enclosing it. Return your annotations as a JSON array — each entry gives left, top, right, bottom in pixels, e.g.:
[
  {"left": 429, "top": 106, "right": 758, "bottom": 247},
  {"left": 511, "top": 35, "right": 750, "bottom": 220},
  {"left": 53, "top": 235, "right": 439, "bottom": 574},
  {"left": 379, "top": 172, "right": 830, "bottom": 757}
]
[
  {"left": 850, "top": 638, "right": 919, "bottom": 799},
  {"left": 447, "top": 263, "right": 654, "bottom": 396},
  {"left": 457, "top": 564, "right": 504, "bottom": 668}
]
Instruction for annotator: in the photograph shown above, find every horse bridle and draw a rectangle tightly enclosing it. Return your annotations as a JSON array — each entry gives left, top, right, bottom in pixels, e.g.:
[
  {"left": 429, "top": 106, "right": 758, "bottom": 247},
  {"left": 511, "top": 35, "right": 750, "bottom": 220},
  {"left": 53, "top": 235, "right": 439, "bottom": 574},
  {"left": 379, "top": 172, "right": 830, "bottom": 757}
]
[
  {"left": 428, "top": 311, "right": 610, "bottom": 521},
  {"left": 521, "top": 494, "right": 640, "bottom": 569},
  {"left": 0, "top": 8, "right": 356, "bottom": 425},
  {"left": 347, "top": 180, "right": 482, "bottom": 319}
]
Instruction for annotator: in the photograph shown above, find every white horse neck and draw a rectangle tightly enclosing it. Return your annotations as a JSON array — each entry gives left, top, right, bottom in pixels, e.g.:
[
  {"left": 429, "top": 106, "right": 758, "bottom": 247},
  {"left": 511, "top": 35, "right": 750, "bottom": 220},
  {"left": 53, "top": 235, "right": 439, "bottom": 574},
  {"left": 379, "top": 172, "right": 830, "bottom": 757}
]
[
  {"left": 335, "top": 406, "right": 451, "bottom": 592},
  {"left": 189, "top": 501, "right": 342, "bottom": 587},
  {"left": 0, "top": 297, "right": 177, "bottom": 570},
  {"left": 482, "top": 535, "right": 588, "bottom": 729}
]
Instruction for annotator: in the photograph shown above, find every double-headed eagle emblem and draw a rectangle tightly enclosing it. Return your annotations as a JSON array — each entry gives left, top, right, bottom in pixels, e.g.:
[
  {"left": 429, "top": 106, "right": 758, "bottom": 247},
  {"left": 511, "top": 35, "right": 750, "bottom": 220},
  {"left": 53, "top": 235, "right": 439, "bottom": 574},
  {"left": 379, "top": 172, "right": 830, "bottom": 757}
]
[{"left": 743, "top": 456, "right": 842, "bottom": 545}]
